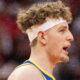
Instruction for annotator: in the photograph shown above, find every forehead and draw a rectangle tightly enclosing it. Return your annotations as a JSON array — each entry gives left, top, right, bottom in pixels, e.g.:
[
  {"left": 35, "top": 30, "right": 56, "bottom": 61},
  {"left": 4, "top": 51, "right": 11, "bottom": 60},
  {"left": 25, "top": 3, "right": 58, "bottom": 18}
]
[{"left": 52, "top": 22, "right": 69, "bottom": 30}]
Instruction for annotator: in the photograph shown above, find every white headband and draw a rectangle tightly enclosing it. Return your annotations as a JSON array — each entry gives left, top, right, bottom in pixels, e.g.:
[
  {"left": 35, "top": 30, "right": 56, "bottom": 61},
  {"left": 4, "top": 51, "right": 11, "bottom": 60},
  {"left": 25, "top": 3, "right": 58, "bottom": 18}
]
[{"left": 26, "top": 17, "right": 67, "bottom": 42}]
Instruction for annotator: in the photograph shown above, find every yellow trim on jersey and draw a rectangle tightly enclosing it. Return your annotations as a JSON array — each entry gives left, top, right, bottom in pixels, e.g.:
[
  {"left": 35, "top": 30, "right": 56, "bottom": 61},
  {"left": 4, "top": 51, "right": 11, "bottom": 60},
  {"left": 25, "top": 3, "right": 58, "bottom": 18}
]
[
  {"left": 13, "top": 60, "right": 55, "bottom": 80},
  {"left": 24, "top": 60, "right": 56, "bottom": 80},
  {"left": 16, "top": 62, "right": 46, "bottom": 80}
]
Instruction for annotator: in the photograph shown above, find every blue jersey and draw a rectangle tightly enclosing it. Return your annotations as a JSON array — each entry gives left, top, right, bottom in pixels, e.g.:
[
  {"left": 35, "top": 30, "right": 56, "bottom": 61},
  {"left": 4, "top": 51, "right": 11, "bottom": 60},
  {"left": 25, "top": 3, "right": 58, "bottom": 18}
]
[{"left": 17, "top": 60, "right": 55, "bottom": 80}]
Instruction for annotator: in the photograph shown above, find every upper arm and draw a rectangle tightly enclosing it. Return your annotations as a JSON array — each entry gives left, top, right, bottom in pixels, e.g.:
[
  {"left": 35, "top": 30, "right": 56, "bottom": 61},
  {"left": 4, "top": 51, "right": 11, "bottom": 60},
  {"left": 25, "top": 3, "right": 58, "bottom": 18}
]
[{"left": 8, "top": 65, "right": 44, "bottom": 80}]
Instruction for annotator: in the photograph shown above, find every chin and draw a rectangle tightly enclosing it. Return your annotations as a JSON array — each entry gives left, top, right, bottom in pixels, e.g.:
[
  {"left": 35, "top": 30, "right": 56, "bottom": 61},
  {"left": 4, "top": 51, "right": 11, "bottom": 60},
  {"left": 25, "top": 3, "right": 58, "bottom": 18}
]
[{"left": 59, "top": 55, "right": 69, "bottom": 63}]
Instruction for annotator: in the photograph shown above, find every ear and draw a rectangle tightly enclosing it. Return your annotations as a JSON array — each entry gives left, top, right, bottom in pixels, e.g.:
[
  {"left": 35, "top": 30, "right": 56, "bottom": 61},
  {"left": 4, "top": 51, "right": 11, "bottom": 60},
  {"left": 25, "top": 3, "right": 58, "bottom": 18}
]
[{"left": 37, "top": 31, "right": 47, "bottom": 45}]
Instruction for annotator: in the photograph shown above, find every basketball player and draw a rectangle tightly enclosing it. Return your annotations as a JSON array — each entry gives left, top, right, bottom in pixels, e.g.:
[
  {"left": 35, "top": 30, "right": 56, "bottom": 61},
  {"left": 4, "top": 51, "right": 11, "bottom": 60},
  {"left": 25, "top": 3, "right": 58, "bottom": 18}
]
[{"left": 8, "top": 0, "right": 74, "bottom": 80}]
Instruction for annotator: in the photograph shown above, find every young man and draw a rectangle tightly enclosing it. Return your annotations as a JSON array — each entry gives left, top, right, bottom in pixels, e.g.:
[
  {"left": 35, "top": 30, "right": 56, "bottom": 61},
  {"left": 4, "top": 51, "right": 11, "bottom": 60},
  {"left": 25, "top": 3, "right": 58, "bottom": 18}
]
[{"left": 8, "top": 0, "right": 74, "bottom": 80}]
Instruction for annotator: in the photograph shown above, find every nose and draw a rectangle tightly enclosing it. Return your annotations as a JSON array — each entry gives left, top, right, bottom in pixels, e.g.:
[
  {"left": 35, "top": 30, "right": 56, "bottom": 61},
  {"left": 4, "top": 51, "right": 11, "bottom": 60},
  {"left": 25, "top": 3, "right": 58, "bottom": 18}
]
[{"left": 66, "top": 31, "right": 74, "bottom": 42}]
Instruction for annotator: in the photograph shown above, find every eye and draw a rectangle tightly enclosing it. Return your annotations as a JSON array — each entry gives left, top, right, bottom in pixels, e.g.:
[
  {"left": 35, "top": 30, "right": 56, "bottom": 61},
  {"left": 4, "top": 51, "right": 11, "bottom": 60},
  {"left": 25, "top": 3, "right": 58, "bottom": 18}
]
[
  {"left": 58, "top": 26, "right": 68, "bottom": 33},
  {"left": 59, "top": 29, "right": 66, "bottom": 33}
]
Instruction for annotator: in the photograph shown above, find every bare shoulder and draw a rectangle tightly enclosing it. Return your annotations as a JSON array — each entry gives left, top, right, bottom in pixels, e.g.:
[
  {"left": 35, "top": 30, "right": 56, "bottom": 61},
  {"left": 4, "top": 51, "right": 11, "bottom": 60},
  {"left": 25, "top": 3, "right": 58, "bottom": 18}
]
[{"left": 8, "top": 65, "right": 44, "bottom": 80}]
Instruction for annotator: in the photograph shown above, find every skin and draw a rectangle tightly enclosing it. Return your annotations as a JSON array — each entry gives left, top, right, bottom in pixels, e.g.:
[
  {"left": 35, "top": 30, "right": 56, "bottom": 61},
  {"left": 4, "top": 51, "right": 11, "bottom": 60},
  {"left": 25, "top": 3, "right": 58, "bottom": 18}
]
[
  {"left": 45, "top": 22, "right": 73, "bottom": 63},
  {"left": 8, "top": 20, "right": 74, "bottom": 80},
  {"left": 30, "top": 21, "right": 73, "bottom": 74}
]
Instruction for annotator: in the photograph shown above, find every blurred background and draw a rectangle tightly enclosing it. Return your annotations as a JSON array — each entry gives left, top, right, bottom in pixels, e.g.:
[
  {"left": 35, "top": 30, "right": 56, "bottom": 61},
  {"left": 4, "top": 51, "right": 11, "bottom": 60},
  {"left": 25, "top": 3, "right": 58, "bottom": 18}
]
[{"left": 0, "top": 0, "right": 80, "bottom": 80}]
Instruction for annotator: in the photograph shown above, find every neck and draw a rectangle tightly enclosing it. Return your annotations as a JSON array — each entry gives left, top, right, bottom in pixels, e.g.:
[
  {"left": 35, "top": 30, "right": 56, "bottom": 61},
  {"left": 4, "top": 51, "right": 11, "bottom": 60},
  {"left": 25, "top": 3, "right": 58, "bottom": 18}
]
[{"left": 29, "top": 44, "right": 57, "bottom": 75}]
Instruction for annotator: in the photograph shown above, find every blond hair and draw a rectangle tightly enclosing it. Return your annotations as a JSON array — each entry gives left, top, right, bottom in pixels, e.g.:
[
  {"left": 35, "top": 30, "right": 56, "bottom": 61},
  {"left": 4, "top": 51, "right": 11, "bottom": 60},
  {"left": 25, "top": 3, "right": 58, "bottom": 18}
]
[{"left": 17, "top": 0, "right": 72, "bottom": 47}]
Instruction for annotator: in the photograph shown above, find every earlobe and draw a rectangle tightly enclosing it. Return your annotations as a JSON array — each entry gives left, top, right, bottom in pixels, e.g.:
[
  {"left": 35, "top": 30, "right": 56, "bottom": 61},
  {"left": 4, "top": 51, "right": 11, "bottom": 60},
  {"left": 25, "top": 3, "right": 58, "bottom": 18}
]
[{"left": 37, "top": 31, "right": 47, "bottom": 45}]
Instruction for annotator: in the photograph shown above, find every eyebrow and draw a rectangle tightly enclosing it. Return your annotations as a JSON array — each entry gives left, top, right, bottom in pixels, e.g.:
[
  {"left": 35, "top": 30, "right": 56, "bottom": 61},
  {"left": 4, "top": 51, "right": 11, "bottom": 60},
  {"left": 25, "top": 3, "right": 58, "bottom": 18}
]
[{"left": 58, "top": 26, "right": 69, "bottom": 30}]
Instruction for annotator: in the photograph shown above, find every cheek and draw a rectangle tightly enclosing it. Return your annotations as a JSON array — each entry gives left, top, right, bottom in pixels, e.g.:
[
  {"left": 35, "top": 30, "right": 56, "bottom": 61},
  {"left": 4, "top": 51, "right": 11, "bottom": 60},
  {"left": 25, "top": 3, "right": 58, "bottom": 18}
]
[
  {"left": 55, "top": 35, "right": 64, "bottom": 53},
  {"left": 47, "top": 33, "right": 65, "bottom": 56},
  {"left": 49, "top": 34, "right": 64, "bottom": 48}
]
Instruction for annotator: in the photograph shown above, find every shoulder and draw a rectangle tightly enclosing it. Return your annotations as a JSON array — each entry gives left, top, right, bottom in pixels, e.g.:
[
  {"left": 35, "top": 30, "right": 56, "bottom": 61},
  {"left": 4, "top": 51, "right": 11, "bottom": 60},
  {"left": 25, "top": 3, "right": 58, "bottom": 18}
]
[{"left": 8, "top": 65, "right": 44, "bottom": 80}]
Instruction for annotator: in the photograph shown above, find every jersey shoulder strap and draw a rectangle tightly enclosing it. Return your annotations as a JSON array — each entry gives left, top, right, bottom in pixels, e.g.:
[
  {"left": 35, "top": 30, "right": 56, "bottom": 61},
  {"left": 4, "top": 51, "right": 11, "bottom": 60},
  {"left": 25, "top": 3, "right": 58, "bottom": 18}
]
[{"left": 19, "top": 60, "right": 56, "bottom": 80}]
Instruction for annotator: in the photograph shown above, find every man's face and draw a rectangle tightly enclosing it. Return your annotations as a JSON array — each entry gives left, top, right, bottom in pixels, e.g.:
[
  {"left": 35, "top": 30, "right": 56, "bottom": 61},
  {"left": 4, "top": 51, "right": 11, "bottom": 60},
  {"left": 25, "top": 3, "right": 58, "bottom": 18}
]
[{"left": 45, "top": 22, "right": 74, "bottom": 63}]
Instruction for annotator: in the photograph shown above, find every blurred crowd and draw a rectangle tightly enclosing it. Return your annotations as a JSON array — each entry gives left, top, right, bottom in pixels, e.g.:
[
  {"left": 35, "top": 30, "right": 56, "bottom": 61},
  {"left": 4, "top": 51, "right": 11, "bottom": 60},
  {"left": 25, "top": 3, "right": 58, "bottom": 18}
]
[{"left": 0, "top": 0, "right": 80, "bottom": 80}]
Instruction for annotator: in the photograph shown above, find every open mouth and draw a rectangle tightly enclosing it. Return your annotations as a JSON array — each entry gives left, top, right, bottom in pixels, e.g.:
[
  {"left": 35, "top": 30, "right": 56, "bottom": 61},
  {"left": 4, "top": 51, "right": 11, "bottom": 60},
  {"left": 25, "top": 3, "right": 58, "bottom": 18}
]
[
  {"left": 63, "top": 47, "right": 68, "bottom": 51},
  {"left": 63, "top": 45, "right": 71, "bottom": 55}
]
